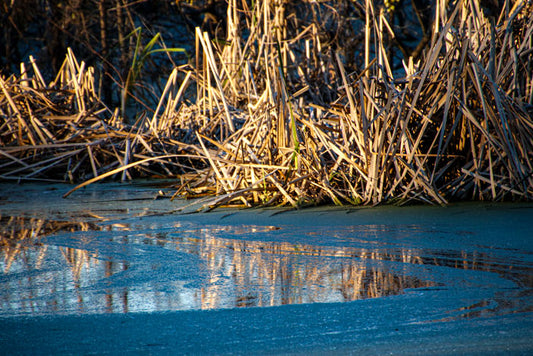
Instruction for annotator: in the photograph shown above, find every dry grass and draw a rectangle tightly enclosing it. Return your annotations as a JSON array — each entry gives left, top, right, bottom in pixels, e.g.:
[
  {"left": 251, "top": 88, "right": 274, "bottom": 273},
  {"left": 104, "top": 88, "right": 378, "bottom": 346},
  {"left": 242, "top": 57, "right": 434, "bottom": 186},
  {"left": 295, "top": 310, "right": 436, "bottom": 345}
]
[
  {"left": 162, "top": 0, "right": 533, "bottom": 208},
  {"left": 0, "top": 49, "right": 203, "bottom": 186},
  {"left": 1, "top": 0, "right": 532, "bottom": 209}
]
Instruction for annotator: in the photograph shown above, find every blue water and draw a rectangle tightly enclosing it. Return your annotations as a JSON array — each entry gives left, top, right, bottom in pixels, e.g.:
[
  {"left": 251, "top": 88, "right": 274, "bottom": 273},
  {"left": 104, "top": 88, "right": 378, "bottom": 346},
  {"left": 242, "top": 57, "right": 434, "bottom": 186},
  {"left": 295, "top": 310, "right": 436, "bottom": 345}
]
[{"left": 0, "top": 182, "right": 532, "bottom": 354}]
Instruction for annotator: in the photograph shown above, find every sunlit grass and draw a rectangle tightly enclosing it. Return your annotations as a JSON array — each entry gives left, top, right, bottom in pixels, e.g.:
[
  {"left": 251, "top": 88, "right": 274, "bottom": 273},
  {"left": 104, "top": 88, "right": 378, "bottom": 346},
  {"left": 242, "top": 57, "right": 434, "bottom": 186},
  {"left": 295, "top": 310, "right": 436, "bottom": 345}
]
[{"left": 1, "top": 0, "right": 532, "bottom": 208}]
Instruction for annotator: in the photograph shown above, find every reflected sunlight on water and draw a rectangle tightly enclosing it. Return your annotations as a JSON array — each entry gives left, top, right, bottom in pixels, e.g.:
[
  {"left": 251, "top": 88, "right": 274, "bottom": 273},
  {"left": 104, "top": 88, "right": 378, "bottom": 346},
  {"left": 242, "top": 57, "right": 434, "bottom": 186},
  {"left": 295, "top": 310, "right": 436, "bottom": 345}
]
[{"left": 2, "top": 213, "right": 532, "bottom": 317}]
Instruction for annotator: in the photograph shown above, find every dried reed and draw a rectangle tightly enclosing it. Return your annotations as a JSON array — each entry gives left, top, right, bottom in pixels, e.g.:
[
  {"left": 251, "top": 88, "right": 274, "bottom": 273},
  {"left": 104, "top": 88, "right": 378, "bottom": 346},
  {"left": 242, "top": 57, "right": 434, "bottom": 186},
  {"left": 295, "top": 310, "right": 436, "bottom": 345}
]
[
  {"left": 1, "top": 0, "right": 532, "bottom": 209},
  {"left": 160, "top": 0, "right": 533, "bottom": 208},
  {"left": 0, "top": 50, "right": 202, "bottom": 186}
]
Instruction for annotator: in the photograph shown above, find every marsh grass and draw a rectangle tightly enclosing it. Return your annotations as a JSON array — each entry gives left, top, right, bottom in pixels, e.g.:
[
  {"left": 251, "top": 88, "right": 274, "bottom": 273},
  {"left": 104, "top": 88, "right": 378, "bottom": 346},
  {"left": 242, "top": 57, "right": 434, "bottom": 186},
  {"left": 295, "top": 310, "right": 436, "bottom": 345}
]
[
  {"left": 160, "top": 0, "right": 533, "bottom": 209},
  {"left": 0, "top": 49, "right": 200, "bottom": 186},
  {"left": 1, "top": 0, "right": 532, "bottom": 209}
]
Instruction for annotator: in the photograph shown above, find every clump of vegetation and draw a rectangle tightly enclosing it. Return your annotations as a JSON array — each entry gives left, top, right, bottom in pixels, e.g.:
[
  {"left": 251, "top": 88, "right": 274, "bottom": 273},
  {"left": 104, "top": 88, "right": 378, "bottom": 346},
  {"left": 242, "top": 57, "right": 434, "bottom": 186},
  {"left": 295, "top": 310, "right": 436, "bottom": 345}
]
[
  {"left": 0, "top": 49, "right": 199, "bottom": 184},
  {"left": 1, "top": 0, "right": 532, "bottom": 209},
  {"left": 161, "top": 0, "right": 533, "bottom": 208}
]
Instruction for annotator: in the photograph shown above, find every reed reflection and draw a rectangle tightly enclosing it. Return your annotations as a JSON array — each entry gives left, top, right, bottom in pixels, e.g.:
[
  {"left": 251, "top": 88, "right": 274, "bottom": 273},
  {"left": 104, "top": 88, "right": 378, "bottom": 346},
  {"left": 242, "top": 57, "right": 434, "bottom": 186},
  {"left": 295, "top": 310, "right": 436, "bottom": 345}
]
[
  {"left": 1, "top": 217, "right": 531, "bottom": 316},
  {"left": 1, "top": 214, "right": 96, "bottom": 273},
  {"left": 0, "top": 214, "right": 130, "bottom": 315},
  {"left": 170, "top": 234, "right": 435, "bottom": 309}
]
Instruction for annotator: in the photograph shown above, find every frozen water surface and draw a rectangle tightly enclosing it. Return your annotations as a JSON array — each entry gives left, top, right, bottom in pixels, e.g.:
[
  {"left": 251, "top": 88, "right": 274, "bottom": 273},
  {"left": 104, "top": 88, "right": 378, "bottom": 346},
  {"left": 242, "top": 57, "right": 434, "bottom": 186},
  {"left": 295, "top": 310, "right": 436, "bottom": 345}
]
[{"left": 0, "top": 182, "right": 532, "bottom": 354}]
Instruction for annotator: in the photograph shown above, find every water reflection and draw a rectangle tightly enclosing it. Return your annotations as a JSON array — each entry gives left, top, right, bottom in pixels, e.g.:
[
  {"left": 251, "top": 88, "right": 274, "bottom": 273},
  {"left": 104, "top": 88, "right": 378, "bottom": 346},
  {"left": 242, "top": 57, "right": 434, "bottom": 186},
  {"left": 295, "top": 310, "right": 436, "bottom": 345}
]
[
  {"left": 1, "top": 214, "right": 95, "bottom": 274},
  {"left": 159, "top": 233, "right": 434, "bottom": 308},
  {"left": 1, "top": 216, "right": 532, "bottom": 317}
]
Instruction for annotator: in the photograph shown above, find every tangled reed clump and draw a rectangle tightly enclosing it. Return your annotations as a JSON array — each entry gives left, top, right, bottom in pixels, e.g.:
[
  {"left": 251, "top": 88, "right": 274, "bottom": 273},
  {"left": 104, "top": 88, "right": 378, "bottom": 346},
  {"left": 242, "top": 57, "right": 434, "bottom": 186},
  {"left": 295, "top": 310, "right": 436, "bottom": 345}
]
[
  {"left": 161, "top": 0, "right": 533, "bottom": 207},
  {"left": 0, "top": 50, "right": 202, "bottom": 184},
  {"left": 1, "top": 0, "right": 533, "bottom": 209}
]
